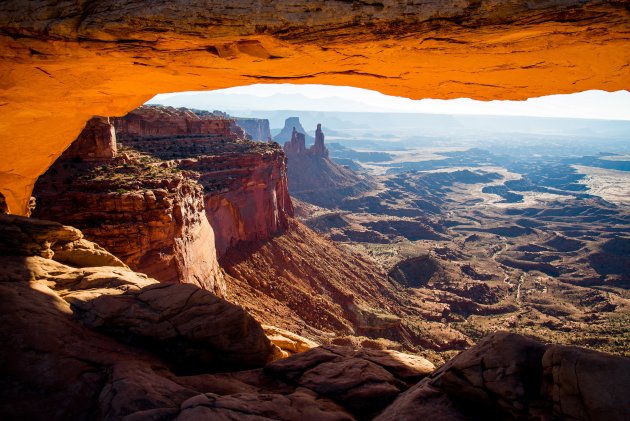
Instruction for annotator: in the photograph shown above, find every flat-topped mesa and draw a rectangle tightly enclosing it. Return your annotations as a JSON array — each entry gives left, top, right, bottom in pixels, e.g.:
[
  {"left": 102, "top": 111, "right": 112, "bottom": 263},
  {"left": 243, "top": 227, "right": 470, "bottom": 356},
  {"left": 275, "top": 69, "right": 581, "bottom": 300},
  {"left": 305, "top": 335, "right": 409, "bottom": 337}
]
[
  {"left": 63, "top": 116, "right": 117, "bottom": 161},
  {"left": 113, "top": 105, "right": 241, "bottom": 139},
  {"left": 235, "top": 117, "right": 272, "bottom": 142},
  {"left": 274, "top": 117, "right": 314, "bottom": 145}
]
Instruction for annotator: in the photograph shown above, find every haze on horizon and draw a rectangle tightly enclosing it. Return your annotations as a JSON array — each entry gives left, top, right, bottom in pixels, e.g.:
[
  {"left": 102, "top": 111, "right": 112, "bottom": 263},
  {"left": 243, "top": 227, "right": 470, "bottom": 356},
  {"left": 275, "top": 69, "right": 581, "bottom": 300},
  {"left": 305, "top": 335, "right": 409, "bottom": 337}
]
[{"left": 149, "top": 84, "right": 630, "bottom": 121}]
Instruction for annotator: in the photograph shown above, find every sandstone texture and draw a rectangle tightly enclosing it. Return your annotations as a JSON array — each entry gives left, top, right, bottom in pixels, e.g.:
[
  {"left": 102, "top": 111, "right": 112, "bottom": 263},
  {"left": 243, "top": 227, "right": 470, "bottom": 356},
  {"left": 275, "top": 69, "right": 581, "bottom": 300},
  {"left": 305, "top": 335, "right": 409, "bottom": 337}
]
[
  {"left": 1, "top": 216, "right": 628, "bottom": 420},
  {"left": 115, "top": 105, "right": 294, "bottom": 256},
  {"left": 377, "top": 332, "right": 630, "bottom": 421},
  {"left": 33, "top": 123, "right": 225, "bottom": 295},
  {"left": 1, "top": 1, "right": 629, "bottom": 215},
  {"left": 63, "top": 116, "right": 117, "bottom": 161},
  {"left": 0, "top": 213, "right": 436, "bottom": 421}
]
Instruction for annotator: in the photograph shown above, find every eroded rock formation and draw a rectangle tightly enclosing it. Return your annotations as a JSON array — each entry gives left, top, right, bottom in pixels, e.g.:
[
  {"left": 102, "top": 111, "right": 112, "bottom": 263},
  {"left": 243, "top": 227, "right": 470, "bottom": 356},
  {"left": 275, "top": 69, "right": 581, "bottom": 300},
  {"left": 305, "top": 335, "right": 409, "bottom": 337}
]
[
  {"left": 33, "top": 120, "right": 226, "bottom": 295},
  {"left": 0, "top": 215, "right": 627, "bottom": 421},
  {"left": 312, "top": 124, "right": 329, "bottom": 158},
  {"left": 283, "top": 124, "right": 372, "bottom": 207},
  {"left": 377, "top": 332, "right": 630, "bottom": 421},
  {"left": 63, "top": 116, "right": 117, "bottom": 161},
  {"left": 112, "top": 105, "right": 237, "bottom": 138},
  {"left": 275, "top": 117, "right": 315, "bottom": 145},
  {"left": 1, "top": 1, "right": 629, "bottom": 215},
  {"left": 113, "top": 105, "right": 294, "bottom": 255}
]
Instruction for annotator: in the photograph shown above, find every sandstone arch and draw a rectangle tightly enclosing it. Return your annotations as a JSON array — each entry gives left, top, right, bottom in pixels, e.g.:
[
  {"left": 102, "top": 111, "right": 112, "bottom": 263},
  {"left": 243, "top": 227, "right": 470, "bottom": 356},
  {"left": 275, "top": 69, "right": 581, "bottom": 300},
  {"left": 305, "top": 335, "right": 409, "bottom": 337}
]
[{"left": 1, "top": 0, "right": 629, "bottom": 215}]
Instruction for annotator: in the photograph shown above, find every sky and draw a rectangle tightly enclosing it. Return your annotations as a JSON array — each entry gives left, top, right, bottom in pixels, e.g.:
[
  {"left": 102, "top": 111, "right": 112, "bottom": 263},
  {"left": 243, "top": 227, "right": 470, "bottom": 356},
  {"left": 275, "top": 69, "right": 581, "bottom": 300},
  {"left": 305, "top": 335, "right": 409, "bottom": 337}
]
[{"left": 148, "top": 85, "right": 630, "bottom": 121}]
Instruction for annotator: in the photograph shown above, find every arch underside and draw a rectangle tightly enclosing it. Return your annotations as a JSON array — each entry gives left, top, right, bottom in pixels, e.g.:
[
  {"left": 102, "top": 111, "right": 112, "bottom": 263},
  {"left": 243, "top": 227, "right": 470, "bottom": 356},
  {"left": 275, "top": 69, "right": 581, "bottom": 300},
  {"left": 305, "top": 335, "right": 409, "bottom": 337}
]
[{"left": 0, "top": 0, "right": 629, "bottom": 214}]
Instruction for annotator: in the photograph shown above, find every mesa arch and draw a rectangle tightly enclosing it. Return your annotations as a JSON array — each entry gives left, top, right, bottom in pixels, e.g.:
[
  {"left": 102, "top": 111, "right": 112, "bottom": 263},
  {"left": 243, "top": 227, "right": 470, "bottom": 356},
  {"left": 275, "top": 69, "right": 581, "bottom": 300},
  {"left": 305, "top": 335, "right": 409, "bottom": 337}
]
[{"left": 1, "top": 0, "right": 629, "bottom": 215}]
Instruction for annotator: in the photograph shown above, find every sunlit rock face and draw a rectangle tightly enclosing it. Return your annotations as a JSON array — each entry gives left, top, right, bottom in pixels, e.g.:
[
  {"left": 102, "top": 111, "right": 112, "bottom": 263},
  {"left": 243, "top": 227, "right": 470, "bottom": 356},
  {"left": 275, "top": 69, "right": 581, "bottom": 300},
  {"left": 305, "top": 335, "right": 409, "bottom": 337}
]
[
  {"left": 33, "top": 118, "right": 227, "bottom": 295},
  {"left": 1, "top": 0, "right": 629, "bottom": 215},
  {"left": 110, "top": 105, "right": 293, "bottom": 256}
]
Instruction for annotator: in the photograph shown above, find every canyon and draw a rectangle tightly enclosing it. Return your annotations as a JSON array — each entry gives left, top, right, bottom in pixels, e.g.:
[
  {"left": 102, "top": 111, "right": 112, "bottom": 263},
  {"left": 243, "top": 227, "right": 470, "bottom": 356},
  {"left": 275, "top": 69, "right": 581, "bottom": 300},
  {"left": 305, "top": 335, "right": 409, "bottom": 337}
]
[
  {"left": 1, "top": 1, "right": 630, "bottom": 420},
  {"left": 1, "top": 213, "right": 628, "bottom": 420}
]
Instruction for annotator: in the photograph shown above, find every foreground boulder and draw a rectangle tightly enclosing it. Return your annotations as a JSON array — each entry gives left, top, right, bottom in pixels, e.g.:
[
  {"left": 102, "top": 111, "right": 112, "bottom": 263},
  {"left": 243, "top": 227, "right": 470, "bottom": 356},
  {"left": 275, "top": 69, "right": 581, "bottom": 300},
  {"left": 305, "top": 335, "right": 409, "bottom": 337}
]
[
  {"left": 70, "top": 282, "right": 274, "bottom": 373},
  {"left": 377, "top": 332, "right": 630, "bottom": 421},
  {"left": 1, "top": 215, "right": 629, "bottom": 420}
]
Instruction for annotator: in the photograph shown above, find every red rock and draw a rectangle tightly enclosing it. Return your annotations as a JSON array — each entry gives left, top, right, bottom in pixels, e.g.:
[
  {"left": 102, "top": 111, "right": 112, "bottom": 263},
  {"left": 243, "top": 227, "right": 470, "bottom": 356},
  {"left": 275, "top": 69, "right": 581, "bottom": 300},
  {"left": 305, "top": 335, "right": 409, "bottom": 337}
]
[
  {"left": 283, "top": 127, "right": 308, "bottom": 155},
  {"left": 63, "top": 116, "right": 117, "bottom": 161},
  {"left": 235, "top": 117, "right": 272, "bottom": 142},
  {"left": 114, "top": 105, "right": 294, "bottom": 256},
  {"left": 33, "top": 154, "right": 226, "bottom": 295},
  {"left": 311, "top": 124, "right": 329, "bottom": 158},
  {"left": 113, "top": 106, "right": 237, "bottom": 138}
]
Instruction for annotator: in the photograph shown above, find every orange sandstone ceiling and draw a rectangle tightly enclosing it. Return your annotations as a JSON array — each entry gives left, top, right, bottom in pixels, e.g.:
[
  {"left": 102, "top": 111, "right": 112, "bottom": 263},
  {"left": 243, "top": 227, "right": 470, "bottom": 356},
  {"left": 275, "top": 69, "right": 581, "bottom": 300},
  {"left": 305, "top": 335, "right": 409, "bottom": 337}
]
[{"left": 0, "top": 0, "right": 629, "bottom": 215}]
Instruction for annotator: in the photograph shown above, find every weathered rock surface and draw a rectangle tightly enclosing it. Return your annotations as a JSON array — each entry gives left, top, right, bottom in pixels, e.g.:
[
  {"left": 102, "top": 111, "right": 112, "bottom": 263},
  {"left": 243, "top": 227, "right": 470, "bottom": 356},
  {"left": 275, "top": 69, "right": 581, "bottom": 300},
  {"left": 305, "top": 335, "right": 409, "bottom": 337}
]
[
  {"left": 71, "top": 282, "right": 275, "bottom": 373},
  {"left": 1, "top": 217, "right": 628, "bottom": 421},
  {"left": 263, "top": 324, "right": 320, "bottom": 356},
  {"left": 542, "top": 345, "right": 630, "bottom": 421},
  {"left": 113, "top": 105, "right": 237, "bottom": 138},
  {"left": 377, "top": 332, "right": 630, "bottom": 421},
  {"left": 1, "top": 1, "right": 629, "bottom": 215},
  {"left": 115, "top": 105, "right": 294, "bottom": 256},
  {"left": 265, "top": 345, "right": 434, "bottom": 419},
  {"left": 63, "top": 116, "right": 117, "bottom": 161},
  {"left": 32, "top": 137, "right": 225, "bottom": 295},
  {"left": 0, "top": 214, "right": 283, "bottom": 420}
]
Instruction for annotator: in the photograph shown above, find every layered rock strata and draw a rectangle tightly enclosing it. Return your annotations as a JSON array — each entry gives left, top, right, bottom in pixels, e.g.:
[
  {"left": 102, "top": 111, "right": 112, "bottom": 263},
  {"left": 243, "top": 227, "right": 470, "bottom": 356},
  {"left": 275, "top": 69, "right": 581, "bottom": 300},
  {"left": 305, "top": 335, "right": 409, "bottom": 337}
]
[
  {"left": 33, "top": 123, "right": 225, "bottom": 295},
  {"left": 221, "top": 219, "right": 470, "bottom": 354},
  {"left": 63, "top": 116, "right": 117, "bottom": 161},
  {"left": 2, "top": 1, "right": 630, "bottom": 215},
  {"left": 114, "top": 105, "right": 294, "bottom": 256}
]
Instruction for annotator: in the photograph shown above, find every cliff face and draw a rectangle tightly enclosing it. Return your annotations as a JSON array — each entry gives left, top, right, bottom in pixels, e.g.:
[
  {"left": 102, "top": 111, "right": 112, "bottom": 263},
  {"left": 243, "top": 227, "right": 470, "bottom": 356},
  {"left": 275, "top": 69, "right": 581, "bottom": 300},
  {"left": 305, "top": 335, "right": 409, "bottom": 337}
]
[
  {"left": 114, "top": 105, "right": 294, "bottom": 256},
  {"left": 33, "top": 119, "right": 226, "bottom": 296},
  {"left": 112, "top": 105, "right": 237, "bottom": 138},
  {"left": 235, "top": 117, "right": 272, "bottom": 142},
  {"left": 188, "top": 149, "right": 292, "bottom": 255},
  {"left": 63, "top": 116, "right": 117, "bottom": 161}
]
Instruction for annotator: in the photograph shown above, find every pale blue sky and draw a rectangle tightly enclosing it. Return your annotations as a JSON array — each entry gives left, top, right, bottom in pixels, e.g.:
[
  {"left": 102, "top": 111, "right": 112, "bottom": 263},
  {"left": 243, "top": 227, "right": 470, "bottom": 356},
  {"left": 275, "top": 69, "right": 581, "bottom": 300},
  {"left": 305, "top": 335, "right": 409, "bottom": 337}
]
[{"left": 149, "top": 85, "right": 630, "bottom": 120}]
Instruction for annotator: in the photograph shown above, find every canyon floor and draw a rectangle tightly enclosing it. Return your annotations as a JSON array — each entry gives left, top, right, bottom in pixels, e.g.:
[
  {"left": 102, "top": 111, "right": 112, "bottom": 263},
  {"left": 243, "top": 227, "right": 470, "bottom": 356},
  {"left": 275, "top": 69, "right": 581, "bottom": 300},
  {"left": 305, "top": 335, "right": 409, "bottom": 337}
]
[{"left": 295, "top": 135, "right": 630, "bottom": 358}]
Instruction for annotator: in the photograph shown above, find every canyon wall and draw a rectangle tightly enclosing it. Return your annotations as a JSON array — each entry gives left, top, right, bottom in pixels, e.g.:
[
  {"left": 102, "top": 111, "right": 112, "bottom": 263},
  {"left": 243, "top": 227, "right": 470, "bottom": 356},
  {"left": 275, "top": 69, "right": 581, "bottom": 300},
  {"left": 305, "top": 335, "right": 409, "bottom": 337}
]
[
  {"left": 112, "top": 106, "right": 236, "bottom": 138},
  {"left": 235, "top": 118, "right": 272, "bottom": 142},
  {"left": 114, "top": 105, "right": 294, "bottom": 256},
  {"left": 33, "top": 117, "right": 226, "bottom": 295}
]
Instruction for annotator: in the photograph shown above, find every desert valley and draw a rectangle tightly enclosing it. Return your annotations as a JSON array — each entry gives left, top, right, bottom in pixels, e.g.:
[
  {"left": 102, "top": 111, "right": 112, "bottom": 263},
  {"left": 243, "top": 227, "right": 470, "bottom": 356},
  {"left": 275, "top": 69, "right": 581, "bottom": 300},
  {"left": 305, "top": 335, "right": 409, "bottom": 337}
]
[{"left": 1, "top": 1, "right": 630, "bottom": 420}]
